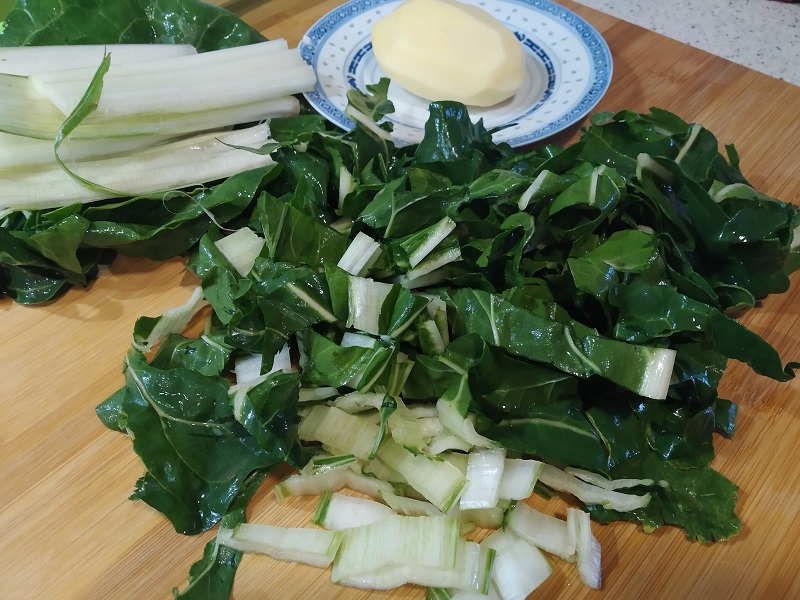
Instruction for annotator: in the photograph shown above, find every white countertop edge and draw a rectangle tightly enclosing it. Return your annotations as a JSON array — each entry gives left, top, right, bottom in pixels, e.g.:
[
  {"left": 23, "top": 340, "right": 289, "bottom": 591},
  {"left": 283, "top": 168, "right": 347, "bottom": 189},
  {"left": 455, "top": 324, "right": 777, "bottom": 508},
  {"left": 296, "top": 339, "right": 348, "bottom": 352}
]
[{"left": 571, "top": 0, "right": 800, "bottom": 87}]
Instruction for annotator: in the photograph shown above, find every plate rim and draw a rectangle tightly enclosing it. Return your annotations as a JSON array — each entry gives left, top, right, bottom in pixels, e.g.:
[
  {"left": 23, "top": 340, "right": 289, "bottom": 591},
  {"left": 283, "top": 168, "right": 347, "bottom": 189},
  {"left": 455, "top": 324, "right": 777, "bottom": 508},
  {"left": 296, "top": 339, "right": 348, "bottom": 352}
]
[{"left": 299, "top": 0, "right": 613, "bottom": 147}]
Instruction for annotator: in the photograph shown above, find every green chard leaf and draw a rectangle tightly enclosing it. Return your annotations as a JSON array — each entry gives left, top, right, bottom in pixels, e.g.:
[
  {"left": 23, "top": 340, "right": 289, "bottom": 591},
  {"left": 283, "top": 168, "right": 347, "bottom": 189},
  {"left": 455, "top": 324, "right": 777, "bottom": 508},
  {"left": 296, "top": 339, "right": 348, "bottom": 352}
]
[
  {"left": 610, "top": 277, "right": 798, "bottom": 381},
  {"left": 0, "top": 0, "right": 265, "bottom": 49},
  {"left": 82, "top": 167, "right": 275, "bottom": 260},
  {"left": 255, "top": 191, "right": 348, "bottom": 266},
  {"left": 587, "top": 452, "right": 742, "bottom": 543},
  {"left": 121, "top": 348, "right": 281, "bottom": 535},
  {"left": 483, "top": 399, "right": 609, "bottom": 472},
  {"left": 173, "top": 469, "right": 271, "bottom": 600},
  {"left": 444, "top": 286, "right": 674, "bottom": 399},
  {"left": 230, "top": 371, "right": 302, "bottom": 465}
]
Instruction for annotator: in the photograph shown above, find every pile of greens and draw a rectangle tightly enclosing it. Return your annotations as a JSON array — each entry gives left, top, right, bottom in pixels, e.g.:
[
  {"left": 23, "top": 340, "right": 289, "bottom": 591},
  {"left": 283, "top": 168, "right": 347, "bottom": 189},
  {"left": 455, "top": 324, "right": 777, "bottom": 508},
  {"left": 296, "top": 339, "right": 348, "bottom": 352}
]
[
  {"left": 3, "top": 0, "right": 800, "bottom": 598},
  {"left": 95, "top": 92, "right": 798, "bottom": 597}
]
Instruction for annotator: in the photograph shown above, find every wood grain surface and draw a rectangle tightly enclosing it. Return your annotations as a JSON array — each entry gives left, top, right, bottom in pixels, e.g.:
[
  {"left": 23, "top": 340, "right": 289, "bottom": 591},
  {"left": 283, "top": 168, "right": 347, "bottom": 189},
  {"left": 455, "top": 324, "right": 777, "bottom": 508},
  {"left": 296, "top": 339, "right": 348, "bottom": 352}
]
[{"left": 2, "top": 1, "right": 799, "bottom": 599}]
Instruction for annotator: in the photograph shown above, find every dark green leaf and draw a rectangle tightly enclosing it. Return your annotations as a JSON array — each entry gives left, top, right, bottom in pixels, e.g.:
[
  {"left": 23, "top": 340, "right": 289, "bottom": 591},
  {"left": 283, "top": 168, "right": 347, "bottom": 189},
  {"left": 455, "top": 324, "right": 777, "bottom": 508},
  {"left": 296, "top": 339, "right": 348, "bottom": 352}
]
[
  {"left": 611, "top": 278, "right": 798, "bottom": 381},
  {"left": 0, "top": 0, "right": 264, "bottom": 49},
  {"left": 482, "top": 400, "right": 608, "bottom": 472},
  {"left": 122, "top": 348, "right": 280, "bottom": 534},
  {"left": 173, "top": 469, "right": 270, "bottom": 600},
  {"left": 588, "top": 452, "right": 741, "bottom": 542}
]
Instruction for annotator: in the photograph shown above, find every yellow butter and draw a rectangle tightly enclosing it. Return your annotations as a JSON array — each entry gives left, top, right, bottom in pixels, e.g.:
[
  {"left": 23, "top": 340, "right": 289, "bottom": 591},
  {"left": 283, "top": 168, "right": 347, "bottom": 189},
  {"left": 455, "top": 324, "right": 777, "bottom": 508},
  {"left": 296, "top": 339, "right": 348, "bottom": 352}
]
[{"left": 371, "top": 0, "right": 524, "bottom": 107}]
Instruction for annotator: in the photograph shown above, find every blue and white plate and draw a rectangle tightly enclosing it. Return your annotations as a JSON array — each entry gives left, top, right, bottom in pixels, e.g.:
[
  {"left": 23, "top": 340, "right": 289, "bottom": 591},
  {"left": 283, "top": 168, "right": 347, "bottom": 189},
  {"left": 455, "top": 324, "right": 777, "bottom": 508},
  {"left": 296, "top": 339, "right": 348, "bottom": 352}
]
[{"left": 299, "top": 0, "right": 612, "bottom": 148}]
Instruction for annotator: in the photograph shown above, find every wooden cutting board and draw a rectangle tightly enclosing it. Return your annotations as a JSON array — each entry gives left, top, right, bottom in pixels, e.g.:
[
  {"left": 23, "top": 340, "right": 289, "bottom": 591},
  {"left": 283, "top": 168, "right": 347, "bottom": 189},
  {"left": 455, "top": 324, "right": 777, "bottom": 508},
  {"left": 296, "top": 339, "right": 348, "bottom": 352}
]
[{"left": 2, "top": 1, "right": 799, "bottom": 599}]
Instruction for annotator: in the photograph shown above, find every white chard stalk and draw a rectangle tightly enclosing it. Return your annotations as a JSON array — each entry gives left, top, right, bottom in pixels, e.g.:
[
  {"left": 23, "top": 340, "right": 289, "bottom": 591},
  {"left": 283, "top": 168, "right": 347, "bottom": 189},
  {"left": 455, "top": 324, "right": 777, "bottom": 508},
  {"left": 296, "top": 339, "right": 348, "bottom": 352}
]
[
  {"left": 1, "top": 39, "right": 316, "bottom": 211},
  {"left": 1, "top": 124, "right": 275, "bottom": 210},
  {"left": 0, "top": 43, "right": 198, "bottom": 75}
]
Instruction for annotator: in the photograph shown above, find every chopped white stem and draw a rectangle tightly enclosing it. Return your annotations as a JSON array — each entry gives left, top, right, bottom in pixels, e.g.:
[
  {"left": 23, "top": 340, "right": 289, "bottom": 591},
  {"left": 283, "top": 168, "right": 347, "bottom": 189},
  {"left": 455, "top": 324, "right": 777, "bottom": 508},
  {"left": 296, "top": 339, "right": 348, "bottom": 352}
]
[
  {"left": 339, "top": 539, "right": 497, "bottom": 594},
  {"left": 440, "top": 450, "right": 470, "bottom": 475},
  {"left": 363, "top": 455, "right": 407, "bottom": 485},
  {"left": 406, "top": 217, "right": 457, "bottom": 267},
  {"left": 298, "top": 386, "right": 339, "bottom": 403},
  {"left": 229, "top": 345, "right": 292, "bottom": 418},
  {"left": 427, "top": 433, "right": 473, "bottom": 455},
  {"left": 311, "top": 455, "right": 359, "bottom": 476},
  {"left": 133, "top": 286, "right": 205, "bottom": 352},
  {"left": 386, "top": 352, "right": 415, "bottom": 397},
  {"left": 483, "top": 529, "right": 553, "bottom": 600},
  {"left": 338, "top": 231, "right": 383, "bottom": 276},
  {"left": 564, "top": 466, "right": 655, "bottom": 490},
  {"left": 396, "top": 267, "right": 450, "bottom": 289},
  {"left": 636, "top": 152, "right": 674, "bottom": 182},
  {"left": 498, "top": 458, "right": 542, "bottom": 500},
  {"left": 285, "top": 281, "right": 338, "bottom": 323},
  {"left": 387, "top": 398, "right": 443, "bottom": 452},
  {"left": 405, "top": 244, "right": 462, "bottom": 280},
  {"left": 233, "top": 353, "right": 263, "bottom": 385},
  {"left": 342, "top": 393, "right": 389, "bottom": 415},
  {"left": 505, "top": 502, "right": 576, "bottom": 561},
  {"left": 636, "top": 347, "right": 677, "bottom": 400},
  {"left": 460, "top": 448, "right": 506, "bottom": 509},
  {"left": 273, "top": 468, "right": 395, "bottom": 502},
  {"left": 459, "top": 506, "right": 506, "bottom": 530},
  {"left": 517, "top": 169, "right": 552, "bottom": 210},
  {"left": 217, "top": 523, "right": 341, "bottom": 568},
  {"left": 379, "top": 490, "right": 445, "bottom": 517},
  {"left": 376, "top": 438, "right": 466, "bottom": 513},
  {"left": 418, "top": 319, "right": 447, "bottom": 355},
  {"left": 345, "top": 106, "right": 393, "bottom": 141},
  {"left": 587, "top": 168, "right": 599, "bottom": 206},
  {"left": 340, "top": 331, "right": 379, "bottom": 349},
  {"left": 333, "top": 391, "right": 387, "bottom": 413},
  {"left": 437, "top": 385, "right": 499, "bottom": 450},
  {"left": 347, "top": 276, "right": 394, "bottom": 335},
  {"left": 312, "top": 491, "right": 395, "bottom": 530},
  {"left": 268, "top": 343, "right": 293, "bottom": 374},
  {"left": 214, "top": 227, "right": 265, "bottom": 277},
  {"left": 331, "top": 515, "right": 462, "bottom": 589},
  {"left": 299, "top": 405, "right": 381, "bottom": 461},
  {"left": 407, "top": 404, "right": 440, "bottom": 418},
  {"left": 446, "top": 584, "right": 502, "bottom": 600},
  {"left": 422, "top": 294, "right": 450, "bottom": 346},
  {"left": 567, "top": 507, "right": 602, "bottom": 589},
  {"left": 338, "top": 164, "right": 354, "bottom": 208},
  {"left": 538, "top": 464, "right": 651, "bottom": 512},
  {"left": 674, "top": 123, "right": 702, "bottom": 165},
  {"left": 330, "top": 216, "right": 354, "bottom": 234}
]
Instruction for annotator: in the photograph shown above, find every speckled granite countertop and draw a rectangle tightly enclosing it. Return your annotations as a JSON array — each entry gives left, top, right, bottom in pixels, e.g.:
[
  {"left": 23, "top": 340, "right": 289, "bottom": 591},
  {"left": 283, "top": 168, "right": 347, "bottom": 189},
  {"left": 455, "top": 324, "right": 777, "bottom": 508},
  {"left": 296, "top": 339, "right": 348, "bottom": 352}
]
[{"left": 572, "top": 0, "right": 800, "bottom": 86}]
